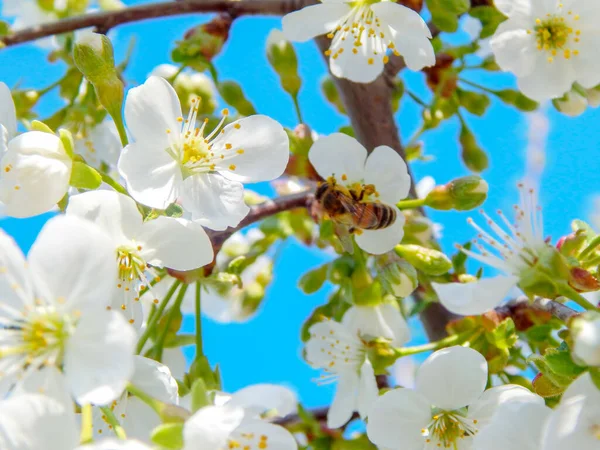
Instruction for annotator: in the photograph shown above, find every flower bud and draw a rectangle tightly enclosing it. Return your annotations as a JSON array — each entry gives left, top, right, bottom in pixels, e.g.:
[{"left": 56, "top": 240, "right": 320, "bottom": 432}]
[
  {"left": 553, "top": 90, "right": 587, "bottom": 117},
  {"left": 556, "top": 231, "right": 588, "bottom": 257},
  {"left": 586, "top": 86, "right": 600, "bottom": 107},
  {"left": 424, "top": 185, "right": 453, "bottom": 210},
  {"left": 448, "top": 175, "right": 488, "bottom": 211},
  {"left": 569, "top": 267, "right": 600, "bottom": 292},
  {"left": 460, "top": 125, "right": 488, "bottom": 172},
  {"left": 218, "top": 81, "right": 256, "bottom": 116},
  {"left": 572, "top": 312, "right": 600, "bottom": 366},
  {"left": 181, "top": 14, "right": 232, "bottom": 63},
  {"left": 395, "top": 244, "right": 452, "bottom": 276},
  {"left": 377, "top": 257, "right": 418, "bottom": 298},
  {"left": 266, "top": 29, "right": 301, "bottom": 96},
  {"left": 322, "top": 77, "right": 346, "bottom": 114}
]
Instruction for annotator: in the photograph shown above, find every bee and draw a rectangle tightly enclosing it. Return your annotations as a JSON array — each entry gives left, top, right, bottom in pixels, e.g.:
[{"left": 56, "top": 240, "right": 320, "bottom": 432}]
[{"left": 314, "top": 179, "right": 397, "bottom": 252}]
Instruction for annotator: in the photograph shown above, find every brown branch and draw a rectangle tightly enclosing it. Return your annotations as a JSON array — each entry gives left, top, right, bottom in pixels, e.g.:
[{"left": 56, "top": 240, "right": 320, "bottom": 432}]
[
  {"left": 494, "top": 297, "right": 580, "bottom": 324},
  {"left": 1, "top": 0, "right": 316, "bottom": 47}
]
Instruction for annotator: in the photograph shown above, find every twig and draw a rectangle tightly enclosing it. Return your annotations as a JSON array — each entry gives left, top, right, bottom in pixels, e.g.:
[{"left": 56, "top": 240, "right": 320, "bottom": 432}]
[
  {"left": 495, "top": 297, "right": 580, "bottom": 323},
  {"left": 1, "top": 0, "right": 316, "bottom": 47}
]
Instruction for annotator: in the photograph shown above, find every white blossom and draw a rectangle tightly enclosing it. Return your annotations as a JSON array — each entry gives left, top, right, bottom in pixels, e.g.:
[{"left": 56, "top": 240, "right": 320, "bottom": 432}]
[
  {"left": 76, "top": 439, "right": 152, "bottom": 450},
  {"left": 490, "top": 0, "right": 600, "bottom": 101},
  {"left": 282, "top": 0, "right": 434, "bottom": 83},
  {"left": 0, "top": 215, "right": 136, "bottom": 406},
  {"left": 367, "top": 346, "right": 544, "bottom": 449},
  {"left": 118, "top": 76, "right": 289, "bottom": 230},
  {"left": 309, "top": 133, "right": 410, "bottom": 254},
  {"left": 66, "top": 190, "right": 213, "bottom": 327},
  {"left": 342, "top": 303, "right": 410, "bottom": 347},
  {"left": 432, "top": 184, "right": 547, "bottom": 315},
  {"left": 74, "top": 120, "right": 121, "bottom": 170},
  {"left": 305, "top": 319, "right": 378, "bottom": 428},
  {"left": 0, "top": 81, "right": 17, "bottom": 144},
  {"left": 573, "top": 315, "right": 600, "bottom": 366}
]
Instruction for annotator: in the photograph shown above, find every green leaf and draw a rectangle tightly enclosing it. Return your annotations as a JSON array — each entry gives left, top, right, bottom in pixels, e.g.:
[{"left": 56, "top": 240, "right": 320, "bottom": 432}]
[
  {"left": 486, "top": 318, "right": 518, "bottom": 350},
  {"left": 151, "top": 423, "right": 184, "bottom": 450},
  {"left": 30, "top": 120, "right": 54, "bottom": 134},
  {"left": 452, "top": 242, "right": 471, "bottom": 274},
  {"left": 190, "top": 378, "right": 211, "bottom": 412},
  {"left": 427, "top": 0, "right": 470, "bottom": 32},
  {"left": 459, "top": 124, "right": 488, "bottom": 172},
  {"left": 0, "top": 21, "right": 10, "bottom": 37},
  {"left": 299, "top": 264, "right": 329, "bottom": 294},
  {"left": 544, "top": 344, "right": 586, "bottom": 377},
  {"left": 589, "top": 367, "right": 600, "bottom": 390},
  {"left": 59, "top": 68, "right": 84, "bottom": 101},
  {"left": 457, "top": 89, "right": 491, "bottom": 116},
  {"left": 165, "top": 203, "right": 184, "bottom": 218},
  {"left": 164, "top": 333, "right": 196, "bottom": 348},
  {"left": 69, "top": 162, "right": 102, "bottom": 190},
  {"left": 493, "top": 89, "right": 539, "bottom": 111},
  {"left": 469, "top": 6, "right": 507, "bottom": 38},
  {"left": 59, "top": 129, "right": 75, "bottom": 159},
  {"left": 532, "top": 373, "right": 565, "bottom": 398}
]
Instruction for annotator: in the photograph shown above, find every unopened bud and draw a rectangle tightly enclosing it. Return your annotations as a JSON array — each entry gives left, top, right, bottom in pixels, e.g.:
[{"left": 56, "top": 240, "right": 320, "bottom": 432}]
[
  {"left": 569, "top": 267, "right": 600, "bottom": 292},
  {"left": 460, "top": 125, "right": 488, "bottom": 172},
  {"left": 395, "top": 244, "right": 452, "bottom": 276},
  {"left": 218, "top": 80, "right": 256, "bottom": 116},
  {"left": 556, "top": 231, "right": 588, "bottom": 257},
  {"left": 448, "top": 175, "right": 488, "bottom": 210},
  {"left": 321, "top": 77, "right": 345, "bottom": 114},
  {"left": 181, "top": 14, "right": 231, "bottom": 62},
  {"left": 174, "top": 72, "right": 217, "bottom": 114},
  {"left": 266, "top": 29, "right": 301, "bottom": 96},
  {"left": 586, "top": 86, "right": 600, "bottom": 108},
  {"left": 403, "top": 214, "right": 436, "bottom": 243},
  {"left": 424, "top": 185, "right": 453, "bottom": 210},
  {"left": 553, "top": 90, "right": 587, "bottom": 117},
  {"left": 377, "top": 257, "right": 418, "bottom": 298}
]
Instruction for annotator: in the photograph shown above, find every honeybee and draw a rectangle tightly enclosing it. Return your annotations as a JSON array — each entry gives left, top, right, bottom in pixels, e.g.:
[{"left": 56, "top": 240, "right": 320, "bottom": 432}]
[{"left": 314, "top": 179, "right": 397, "bottom": 253}]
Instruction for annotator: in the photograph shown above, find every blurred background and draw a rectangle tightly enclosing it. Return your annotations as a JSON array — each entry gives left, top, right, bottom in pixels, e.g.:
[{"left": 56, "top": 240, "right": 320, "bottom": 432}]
[{"left": 1, "top": 0, "right": 599, "bottom": 412}]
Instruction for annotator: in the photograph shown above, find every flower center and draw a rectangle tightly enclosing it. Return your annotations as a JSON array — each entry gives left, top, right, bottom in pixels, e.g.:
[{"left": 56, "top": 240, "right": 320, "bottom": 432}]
[
  {"left": 422, "top": 410, "right": 478, "bottom": 448},
  {"left": 531, "top": 12, "right": 581, "bottom": 62},
  {"left": 116, "top": 246, "right": 147, "bottom": 284},
  {"left": 227, "top": 433, "right": 270, "bottom": 450},
  {"left": 324, "top": 4, "right": 397, "bottom": 66},
  {"left": 328, "top": 175, "right": 380, "bottom": 203},
  {"left": 592, "top": 423, "right": 600, "bottom": 440}
]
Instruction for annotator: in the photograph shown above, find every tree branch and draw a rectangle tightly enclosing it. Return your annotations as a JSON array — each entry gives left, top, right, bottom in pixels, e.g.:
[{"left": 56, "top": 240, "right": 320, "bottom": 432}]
[
  {"left": 1, "top": 0, "right": 316, "bottom": 47},
  {"left": 494, "top": 297, "right": 580, "bottom": 324}
]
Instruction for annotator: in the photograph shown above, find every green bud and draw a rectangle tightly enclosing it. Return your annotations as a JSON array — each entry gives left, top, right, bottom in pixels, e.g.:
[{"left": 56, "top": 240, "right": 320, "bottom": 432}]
[
  {"left": 218, "top": 81, "right": 257, "bottom": 116},
  {"left": 98, "top": 0, "right": 125, "bottom": 10},
  {"left": 448, "top": 175, "right": 488, "bottom": 210},
  {"left": 460, "top": 125, "right": 488, "bottom": 172},
  {"left": 585, "top": 85, "right": 600, "bottom": 107},
  {"left": 481, "top": 55, "right": 500, "bottom": 71},
  {"left": 553, "top": 90, "right": 587, "bottom": 117},
  {"left": 321, "top": 77, "right": 346, "bottom": 114},
  {"left": 424, "top": 185, "right": 453, "bottom": 210},
  {"left": 377, "top": 256, "right": 418, "bottom": 298},
  {"left": 403, "top": 214, "right": 436, "bottom": 244},
  {"left": 172, "top": 72, "right": 217, "bottom": 115},
  {"left": 266, "top": 29, "right": 301, "bottom": 96},
  {"left": 557, "top": 231, "right": 588, "bottom": 258},
  {"left": 353, "top": 279, "right": 383, "bottom": 306},
  {"left": 241, "top": 281, "right": 266, "bottom": 316},
  {"left": 395, "top": 244, "right": 452, "bottom": 276}
]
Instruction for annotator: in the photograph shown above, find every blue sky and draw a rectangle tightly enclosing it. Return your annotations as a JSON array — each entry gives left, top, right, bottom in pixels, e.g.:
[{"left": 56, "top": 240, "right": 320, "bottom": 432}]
[{"left": 1, "top": 0, "right": 600, "bottom": 409}]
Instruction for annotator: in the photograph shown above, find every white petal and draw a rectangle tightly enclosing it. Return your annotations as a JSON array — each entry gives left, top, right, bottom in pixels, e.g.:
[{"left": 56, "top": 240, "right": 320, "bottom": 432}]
[
  {"left": 131, "top": 355, "right": 178, "bottom": 403},
  {"left": 357, "top": 359, "right": 378, "bottom": 419},
  {"left": 118, "top": 141, "right": 182, "bottom": 210},
  {"left": 573, "top": 317, "right": 600, "bottom": 367},
  {"left": 124, "top": 76, "right": 182, "bottom": 147},
  {"left": 327, "top": 371, "right": 359, "bottom": 428},
  {"left": 64, "top": 311, "right": 136, "bottom": 405},
  {"left": 517, "top": 54, "right": 575, "bottom": 101},
  {"left": 0, "top": 131, "right": 72, "bottom": 218},
  {"left": 468, "top": 384, "right": 544, "bottom": 427},
  {"left": 13, "top": 366, "right": 72, "bottom": 410},
  {"left": 282, "top": 4, "right": 349, "bottom": 42},
  {"left": 329, "top": 35, "right": 385, "bottom": 84},
  {"left": 308, "top": 133, "right": 367, "bottom": 183},
  {"left": 28, "top": 215, "right": 116, "bottom": 315},
  {"left": 371, "top": 2, "right": 431, "bottom": 38},
  {"left": 0, "top": 229, "right": 33, "bottom": 316},
  {"left": 162, "top": 347, "right": 187, "bottom": 381},
  {"left": 0, "top": 394, "right": 79, "bottom": 450},
  {"left": 0, "top": 82, "right": 17, "bottom": 139},
  {"left": 363, "top": 145, "right": 411, "bottom": 204},
  {"left": 183, "top": 405, "right": 244, "bottom": 450},
  {"left": 180, "top": 173, "right": 249, "bottom": 231},
  {"left": 85, "top": 120, "right": 122, "bottom": 168},
  {"left": 232, "top": 421, "right": 297, "bottom": 450},
  {"left": 432, "top": 275, "right": 519, "bottom": 316},
  {"left": 562, "top": 372, "right": 600, "bottom": 403},
  {"left": 213, "top": 115, "right": 289, "bottom": 183},
  {"left": 138, "top": 217, "right": 213, "bottom": 270},
  {"left": 572, "top": 35, "right": 600, "bottom": 88},
  {"left": 228, "top": 384, "right": 298, "bottom": 419},
  {"left": 472, "top": 402, "right": 551, "bottom": 450},
  {"left": 416, "top": 346, "right": 487, "bottom": 410},
  {"left": 366, "top": 388, "right": 431, "bottom": 450},
  {"left": 494, "top": 0, "right": 533, "bottom": 17},
  {"left": 342, "top": 304, "right": 410, "bottom": 346},
  {"left": 540, "top": 396, "right": 600, "bottom": 450},
  {"left": 66, "top": 190, "right": 143, "bottom": 242},
  {"left": 355, "top": 211, "right": 405, "bottom": 255},
  {"left": 121, "top": 397, "right": 161, "bottom": 443},
  {"left": 200, "top": 285, "right": 246, "bottom": 323},
  {"left": 490, "top": 23, "right": 537, "bottom": 77},
  {"left": 76, "top": 439, "right": 153, "bottom": 450}
]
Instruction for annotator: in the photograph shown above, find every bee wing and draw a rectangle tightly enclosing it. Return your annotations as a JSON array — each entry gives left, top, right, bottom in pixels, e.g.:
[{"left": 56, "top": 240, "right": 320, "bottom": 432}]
[
  {"left": 334, "top": 223, "right": 355, "bottom": 255},
  {"left": 336, "top": 194, "right": 380, "bottom": 225}
]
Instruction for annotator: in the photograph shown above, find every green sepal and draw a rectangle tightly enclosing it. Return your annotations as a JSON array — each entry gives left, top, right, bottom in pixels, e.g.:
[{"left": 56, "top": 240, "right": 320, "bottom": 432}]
[
  {"left": 69, "top": 161, "right": 102, "bottom": 190},
  {"left": 190, "top": 378, "right": 211, "bottom": 412},
  {"left": 30, "top": 120, "right": 54, "bottom": 134},
  {"left": 299, "top": 264, "right": 329, "bottom": 294},
  {"left": 151, "top": 423, "right": 184, "bottom": 450},
  {"left": 59, "top": 129, "right": 75, "bottom": 159}
]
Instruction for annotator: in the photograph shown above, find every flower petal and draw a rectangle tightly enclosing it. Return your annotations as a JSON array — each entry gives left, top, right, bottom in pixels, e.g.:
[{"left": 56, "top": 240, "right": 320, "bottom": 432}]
[
  {"left": 571, "top": 34, "right": 600, "bottom": 89},
  {"left": 432, "top": 275, "right": 519, "bottom": 316},
  {"left": 180, "top": 173, "right": 249, "bottom": 231},
  {"left": 131, "top": 356, "right": 178, "bottom": 404},
  {"left": 0, "top": 394, "right": 79, "bottom": 450},
  {"left": 118, "top": 141, "right": 182, "bottom": 210},
  {"left": 366, "top": 388, "right": 431, "bottom": 450},
  {"left": 490, "top": 23, "right": 537, "bottom": 77},
  {"left": 472, "top": 402, "right": 551, "bottom": 450},
  {"left": 124, "top": 76, "right": 182, "bottom": 146},
  {"left": 329, "top": 35, "right": 385, "bottom": 84},
  {"left": 282, "top": 4, "right": 349, "bottom": 42},
  {"left": 0, "top": 131, "right": 72, "bottom": 218},
  {"left": 342, "top": 304, "right": 410, "bottom": 346},
  {"left": 66, "top": 190, "right": 143, "bottom": 243},
  {"left": 327, "top": 371, "right": 359, "bottom": 428},
  {"left": 371, "top": 2, "right": 432, "bottom": 38},
  {"left": 416, "top": 346, "right": 487, "bottom": 410},
  {"left": 363, "top": 145, "right": 411, "bottom": 204},
  {"left": 228, "top": 384, "right": 298, "bottom": 419},
  {"left": 183, "top": 405, "right": 244, "bottom": 450},
  {"left": 562, "top": 372, "right": 600, "bottom": 403},
  {"left": 138, "top": 217, "right": 213, "bottom": 270},
  {"left": 76, "top": 439, "right": 153, "bottom": 450},
  {"left": 468, "top": 384, "right": 544, "bottom": 428},
  {"left": 493, "top": 0, "right": 533, "bottom": 17},
  {"left": 308, "top": 133, "right": 367, "bottom": 183},
  {"left": 200, "top": 285, "right": 246, "bottom": 323},
  {"left": 0, "top": 82, "right": 17, "bottom": 139},
  {"left": 121, "top": 397, "right": 161, "bottom": 443},
  {"left": 28, "top": 216, "right": 116, "bottom": 316},
  {"left": 357, "top": 359, "right": 378, "bottom": 419},
  {"left": 540, "top": 396, "right": 599, "bottom": 450},
  {"left": 354, "top": 210, "right": 405, "bottom": 255},
  {"left": 517, "top": 54, "right": 575, "bottom": 101},
  {"left": 64, "top": 311, "right": 136, "bottom": 406},
  {"left": 232, "top": 421, "right": 297, "bottom": 450},
  {"left": 162, "top": 348, "right": 187, "bottom": 381},
  {"left": 13, "top": 366, "right": 72, "bottom": 410},
  {"left": 0, "top": 228, "right": 33, "bottom": 316},
  {"left": 213, "top": 115, "right": 289, "bottom": 183}
]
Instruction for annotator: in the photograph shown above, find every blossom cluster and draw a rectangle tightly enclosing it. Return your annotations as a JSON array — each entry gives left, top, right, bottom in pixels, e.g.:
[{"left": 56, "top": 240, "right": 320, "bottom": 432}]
[{"left": 1, "top": 0, "right": 600, "bottom": 449}]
